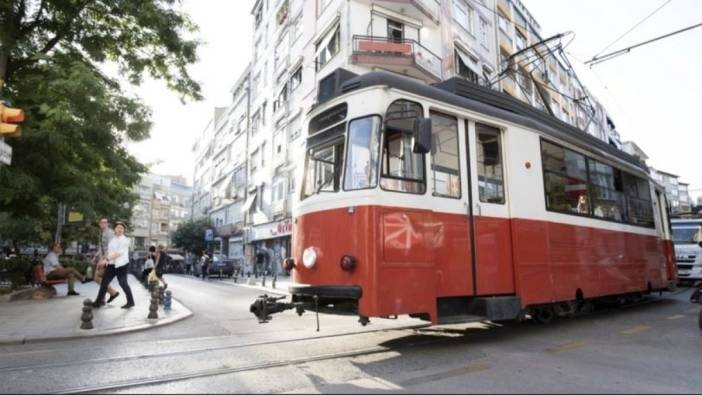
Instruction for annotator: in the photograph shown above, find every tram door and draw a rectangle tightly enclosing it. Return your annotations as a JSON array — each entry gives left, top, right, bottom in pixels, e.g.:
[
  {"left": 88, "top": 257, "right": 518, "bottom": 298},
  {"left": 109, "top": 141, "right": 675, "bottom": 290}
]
[{"left": 466, "top": 122, "right": 516, "bottom": 296}]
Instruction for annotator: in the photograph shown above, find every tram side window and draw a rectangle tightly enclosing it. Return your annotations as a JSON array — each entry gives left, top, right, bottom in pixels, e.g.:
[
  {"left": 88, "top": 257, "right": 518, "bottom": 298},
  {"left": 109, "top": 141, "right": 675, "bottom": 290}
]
[
  {"left": 302, "top": 134, "right": 345, "bottom": 199},
  {"left": 343, "top": 116, "right": 382, "bottom": 191},
  {"left": 430, "top": 112, "right": 461, "bottom": 198},
  {"left": 623, "top": 173, "right": 654, "bottom": 227},
  {"left": 588, "top": 159, "right": 626, "bottom": 221},
  {"left": 476, "top": 124, "right": 505, "bottom": 204},
  {"left": 381, "top": 100, "right": 426, "bottom": 194},
  {"left": 541, "top": 140, "right": 589, "bottom": 214}
]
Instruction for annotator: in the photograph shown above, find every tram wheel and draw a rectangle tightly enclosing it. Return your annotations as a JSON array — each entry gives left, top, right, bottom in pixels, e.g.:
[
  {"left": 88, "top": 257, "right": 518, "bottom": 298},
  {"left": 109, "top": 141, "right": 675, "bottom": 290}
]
[{"left": 533, "top": 307, "right": 555, "bottom": 324}]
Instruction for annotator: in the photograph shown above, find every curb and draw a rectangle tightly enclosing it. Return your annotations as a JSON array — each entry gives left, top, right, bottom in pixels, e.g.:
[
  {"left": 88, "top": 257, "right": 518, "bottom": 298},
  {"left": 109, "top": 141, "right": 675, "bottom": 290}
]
[
  {"left": 217, "top": 278, "right": 291, "bottom": 296},
  {"left": 0, "top": 298, "right": 193, "bottom": 346}
]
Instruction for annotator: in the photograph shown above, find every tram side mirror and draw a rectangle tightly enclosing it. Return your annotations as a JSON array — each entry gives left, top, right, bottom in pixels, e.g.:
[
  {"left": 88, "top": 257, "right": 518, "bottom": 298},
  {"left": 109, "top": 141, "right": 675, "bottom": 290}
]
[{"left": 413, "top": 118, "right": 432, "bottom": 154}]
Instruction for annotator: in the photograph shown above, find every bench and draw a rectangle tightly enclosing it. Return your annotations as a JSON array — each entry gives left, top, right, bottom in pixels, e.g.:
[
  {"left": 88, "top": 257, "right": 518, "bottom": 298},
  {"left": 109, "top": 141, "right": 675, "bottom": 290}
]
[{"left": 32, "top": 265, "right": 66, "bottom": 297}]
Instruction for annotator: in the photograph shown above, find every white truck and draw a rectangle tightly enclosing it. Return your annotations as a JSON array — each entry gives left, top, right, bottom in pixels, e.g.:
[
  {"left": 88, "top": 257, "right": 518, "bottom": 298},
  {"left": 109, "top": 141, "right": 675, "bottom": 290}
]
[{"left": 672, "top": 218, "right": 702, "bottom": 283}]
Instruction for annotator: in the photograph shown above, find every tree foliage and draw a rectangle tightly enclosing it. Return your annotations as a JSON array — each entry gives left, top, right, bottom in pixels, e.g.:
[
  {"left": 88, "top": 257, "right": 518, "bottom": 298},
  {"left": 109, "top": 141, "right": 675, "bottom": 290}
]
[
  {"left": 171, "top": 217, "right": 210, "bottom": 255},
  {"left": 0, "top": 0, "right": 201, "bottom": 245}
]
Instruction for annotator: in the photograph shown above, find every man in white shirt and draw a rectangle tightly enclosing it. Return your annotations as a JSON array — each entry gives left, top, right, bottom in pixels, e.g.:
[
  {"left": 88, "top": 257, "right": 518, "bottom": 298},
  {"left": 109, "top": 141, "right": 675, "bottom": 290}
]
[
  {"left": 43, "top": 242, "right": 89, "bottom": 296},
  {"left": 92, "top": 222, "right": 135, "bottom": 309},
  {"left": 93, "top": 218, "right": 119, "bottom": 303}
]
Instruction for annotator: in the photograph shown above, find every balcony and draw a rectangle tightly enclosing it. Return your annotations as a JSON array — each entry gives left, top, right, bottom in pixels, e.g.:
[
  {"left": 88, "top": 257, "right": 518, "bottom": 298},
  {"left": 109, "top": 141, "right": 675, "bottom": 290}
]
[
  {"left": 352, "top": 35, "right": 442, "bottom": 82},
  {"left": 376, "top": 0, "right": 440, "bottom": 24}
]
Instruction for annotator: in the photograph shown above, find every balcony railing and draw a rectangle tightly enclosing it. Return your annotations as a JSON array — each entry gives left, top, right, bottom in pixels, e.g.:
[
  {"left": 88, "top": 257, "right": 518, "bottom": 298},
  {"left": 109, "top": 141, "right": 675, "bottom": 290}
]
[{"left": 352, "top": 35, "right": 443, "bottom": 81}]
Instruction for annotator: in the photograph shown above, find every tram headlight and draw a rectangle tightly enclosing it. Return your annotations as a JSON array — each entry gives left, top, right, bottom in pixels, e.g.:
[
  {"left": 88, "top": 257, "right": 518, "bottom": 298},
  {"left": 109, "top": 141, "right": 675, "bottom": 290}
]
[
  {"left": 340, "top": 255, "right": 357, "bottom": 272},
  {"left": 302, "top": 247, "right": 318, "bottom": 269}
]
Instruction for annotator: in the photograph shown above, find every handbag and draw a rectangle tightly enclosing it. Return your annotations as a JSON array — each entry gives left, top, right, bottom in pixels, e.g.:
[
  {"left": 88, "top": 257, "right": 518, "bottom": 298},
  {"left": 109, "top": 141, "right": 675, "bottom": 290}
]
[{"left": 147, "top": 268, "right": 159, "bottom": 283}]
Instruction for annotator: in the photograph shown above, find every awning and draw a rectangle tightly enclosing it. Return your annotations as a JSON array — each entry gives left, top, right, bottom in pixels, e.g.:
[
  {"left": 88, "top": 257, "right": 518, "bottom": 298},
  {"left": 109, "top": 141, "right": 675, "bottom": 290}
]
[
  {"left": 241, "top": 193, "right": 256, "bottom": 213},
  {"left": 455, "top": 47, "right": 478, "bottom": 68}
]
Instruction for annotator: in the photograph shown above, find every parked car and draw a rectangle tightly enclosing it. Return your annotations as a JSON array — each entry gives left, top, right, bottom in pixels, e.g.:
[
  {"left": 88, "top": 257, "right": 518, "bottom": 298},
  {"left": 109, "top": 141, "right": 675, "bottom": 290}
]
[{"left": 207, "top": 254, "right": 235, "bottom": 278}]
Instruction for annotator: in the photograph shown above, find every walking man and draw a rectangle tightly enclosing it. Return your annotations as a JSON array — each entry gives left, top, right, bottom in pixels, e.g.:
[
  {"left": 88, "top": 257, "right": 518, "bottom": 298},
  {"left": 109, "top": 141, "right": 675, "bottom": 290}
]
[
  {"left": 93, "top": 218, "right": 119, "bottom": 304},
  {"left": 43, "top": 242, "right": 90, "bottom": 296},
  {"left": 92, "top": 222, "right": 135, "bottom": 309}
]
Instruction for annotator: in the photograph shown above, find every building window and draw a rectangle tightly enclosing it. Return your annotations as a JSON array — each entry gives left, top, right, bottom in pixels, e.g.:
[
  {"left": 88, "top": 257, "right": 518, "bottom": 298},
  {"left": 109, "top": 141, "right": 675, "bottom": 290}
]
[
  {"left": 290, "top": 66, "right": 302, "bottom": 92},
  {"left": 251, "top": 110, "right": 261, "bottom": 135},
  {"left": 455, "top": 50, "right": 479, "bottom": 84},
  {"left": 430, "top": 112, "right": 461, "bottom": 199},
  {"left": 254, "top": 1, "right": 263, "bottom": 29},
  {"left": 387, "top": 19, "right": 404, "bottom": 42},
  {"left": 498, "top": 11, "right": 509, "bottom": 33},
  {"left": 251, "top": 150, "right": 259, "bottom": 172},
  {"left": 452, "top": 0, "right": 474, "bottom": 35},
  {"left": 476, "top": 124, "right": 505, "bottom": 204},
  {"left": 261, "top": 142, "right": 267, "bottom": 168},
  {"left": 315, "top": 25, "right": 340, "bottom": 71},
  {"left": 515, "top": 30, "right": 527, "bottom": 51},
  {"left": 291, "top": 13, "right": 303, "bottom": 44},
  {"left": 273, "top": 85, "right": 288, "bottom": 113},
  {"left": 479, "top": 18, "right": 489, "bottom": 48}
]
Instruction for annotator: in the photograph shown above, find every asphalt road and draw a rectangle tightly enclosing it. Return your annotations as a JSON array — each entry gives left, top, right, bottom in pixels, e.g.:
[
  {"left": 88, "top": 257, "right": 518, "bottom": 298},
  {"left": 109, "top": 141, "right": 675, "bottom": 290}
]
[{"left": 0, "top": 275, "right": 700, "bottom": 394}]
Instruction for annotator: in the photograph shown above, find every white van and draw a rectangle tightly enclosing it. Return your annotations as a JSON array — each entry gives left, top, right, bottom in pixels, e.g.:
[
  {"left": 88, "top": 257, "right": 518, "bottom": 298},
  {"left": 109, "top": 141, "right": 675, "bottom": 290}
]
[{"left": 672, "top": 218, "right": 702, "bottom": 282}]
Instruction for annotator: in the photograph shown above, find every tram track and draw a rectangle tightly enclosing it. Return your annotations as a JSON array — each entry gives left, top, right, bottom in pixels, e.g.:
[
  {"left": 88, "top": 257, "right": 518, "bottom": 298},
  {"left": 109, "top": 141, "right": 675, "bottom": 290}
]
[
  {"left": 47, "top": 331, "right": 450, "bottom": 394},
  {"left": 0, "top": 323, "right": 429, "bottom": 374}
]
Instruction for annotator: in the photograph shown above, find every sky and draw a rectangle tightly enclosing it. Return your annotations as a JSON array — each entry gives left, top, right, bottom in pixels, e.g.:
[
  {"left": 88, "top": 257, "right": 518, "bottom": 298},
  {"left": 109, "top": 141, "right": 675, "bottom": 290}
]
[{"left": 126, "top": 0, "right": 702, "bottom": 201}]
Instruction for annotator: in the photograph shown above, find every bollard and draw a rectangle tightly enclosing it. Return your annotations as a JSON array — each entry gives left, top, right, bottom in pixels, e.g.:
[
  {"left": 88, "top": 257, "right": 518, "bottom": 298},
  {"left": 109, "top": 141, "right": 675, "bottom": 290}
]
[
  {"left": 158, "top": 286, "right": 165, "bottom": 306},
  {"left": 80, "top": 298, "right": 94, "bottom": 330},
  {"left": 148, "top": 289, "right": 159, "bottom": 319},
  {"left": 262, "top": 274, "right": 267, "bottom": 287},
  {"left": 272, "top": 273, "right": 277, "bottom": 289},
  {"left": 164, "top": 290, "right": 172, "bottom": 311}
]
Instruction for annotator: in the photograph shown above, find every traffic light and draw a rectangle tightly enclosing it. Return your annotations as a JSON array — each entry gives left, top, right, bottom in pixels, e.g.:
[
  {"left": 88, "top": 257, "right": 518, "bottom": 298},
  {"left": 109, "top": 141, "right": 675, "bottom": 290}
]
[{"left": 0, "top": 103, "right": 25, "bottom": 137}]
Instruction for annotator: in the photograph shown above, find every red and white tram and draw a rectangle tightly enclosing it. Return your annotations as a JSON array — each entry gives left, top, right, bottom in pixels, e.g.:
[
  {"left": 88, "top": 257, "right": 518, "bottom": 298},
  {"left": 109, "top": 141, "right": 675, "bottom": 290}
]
[{"left": 251, "top": 69, "right": 677, "bottom": 325}]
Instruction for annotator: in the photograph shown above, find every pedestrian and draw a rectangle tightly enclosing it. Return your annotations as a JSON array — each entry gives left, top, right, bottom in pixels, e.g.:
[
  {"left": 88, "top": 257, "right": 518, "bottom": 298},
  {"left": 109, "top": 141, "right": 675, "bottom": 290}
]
[
  {"left": 92, "top": 222, "right": 135, "bottom": 309},
  {"left": 93, "top": 218, "right": 120, "bottom": 304},
  {"left": 200, "top": 252, "right": 210, "bottom": 280},
  {"left": 153, "top": 245, "right": 169, "bottom": 289},
  {"left": 142, "top": 246, "right": 156, "bottom": 283},
  {"left": 185, "top": 252, "right": 193, "bottom": 276},
  {"left": 42, "top": 242, "right": 91, "bottom": 296}
]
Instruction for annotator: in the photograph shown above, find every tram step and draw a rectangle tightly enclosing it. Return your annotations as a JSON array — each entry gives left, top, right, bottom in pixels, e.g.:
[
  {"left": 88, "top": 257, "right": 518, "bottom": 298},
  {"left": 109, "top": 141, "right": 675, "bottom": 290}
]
[{"left": 437, "top": 314, "right": 485, "bottom": 325}]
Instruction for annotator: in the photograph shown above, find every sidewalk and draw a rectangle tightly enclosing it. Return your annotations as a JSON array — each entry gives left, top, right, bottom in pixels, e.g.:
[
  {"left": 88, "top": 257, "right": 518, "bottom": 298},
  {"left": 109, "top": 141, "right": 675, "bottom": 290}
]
[
  {"left": 0, "top": 275, "right": 192, "bottom": 345},
  {"left": 219, "top": 274, "right": 293, "bottom": 295}
]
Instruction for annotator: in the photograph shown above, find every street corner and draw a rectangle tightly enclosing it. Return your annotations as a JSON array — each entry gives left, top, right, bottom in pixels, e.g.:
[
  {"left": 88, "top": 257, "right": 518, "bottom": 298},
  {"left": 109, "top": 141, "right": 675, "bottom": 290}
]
[{"left": 0, "top": 278, "right": 192, "bottom": 345}]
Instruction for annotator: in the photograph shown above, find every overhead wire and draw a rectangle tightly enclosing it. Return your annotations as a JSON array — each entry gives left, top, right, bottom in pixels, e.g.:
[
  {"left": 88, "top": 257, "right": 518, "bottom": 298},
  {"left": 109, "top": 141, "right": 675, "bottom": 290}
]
[{"left": 592, "top": 0, "right": 674, "bottom": 59}]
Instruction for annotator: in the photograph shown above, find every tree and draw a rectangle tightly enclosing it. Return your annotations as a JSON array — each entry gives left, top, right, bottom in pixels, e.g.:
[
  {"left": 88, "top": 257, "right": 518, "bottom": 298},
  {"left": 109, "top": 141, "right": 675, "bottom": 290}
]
[
  {"left": 171, "top": 218, "right": 211, "bottom": 255},
  {"left": 0, "top": 0, "right": 201, "bottom": 244}
]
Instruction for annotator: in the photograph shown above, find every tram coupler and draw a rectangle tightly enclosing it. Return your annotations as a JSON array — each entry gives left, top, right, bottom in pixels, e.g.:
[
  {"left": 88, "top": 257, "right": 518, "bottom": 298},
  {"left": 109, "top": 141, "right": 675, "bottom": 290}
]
[{"left": 250, "top": 294, "right": 300, "bottom": 324}]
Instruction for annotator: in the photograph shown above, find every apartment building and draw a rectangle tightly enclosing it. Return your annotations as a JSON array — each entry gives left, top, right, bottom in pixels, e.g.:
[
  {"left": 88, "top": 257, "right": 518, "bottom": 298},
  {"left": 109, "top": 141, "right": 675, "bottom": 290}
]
[
  {"left": 649, "top": 168, "right": 694, "bottom": 214},
  {"left": 193, "top": 0, "right": 633, "bottom": 273},
  {"left": 131, "top": 174, "right": 193, "bottom": 250}
]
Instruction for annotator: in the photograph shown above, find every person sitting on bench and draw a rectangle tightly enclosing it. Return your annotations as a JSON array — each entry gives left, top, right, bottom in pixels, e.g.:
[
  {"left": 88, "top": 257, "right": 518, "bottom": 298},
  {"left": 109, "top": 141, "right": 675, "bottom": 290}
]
[{"left": 43, "top": 242, "right": 90, "bottom": 296}]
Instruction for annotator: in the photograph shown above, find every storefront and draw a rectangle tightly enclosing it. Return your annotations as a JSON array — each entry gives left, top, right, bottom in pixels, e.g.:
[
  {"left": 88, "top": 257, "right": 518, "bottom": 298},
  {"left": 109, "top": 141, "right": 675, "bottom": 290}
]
[{"left": 245, "top": 219, "right": 292, "bottom": 275}]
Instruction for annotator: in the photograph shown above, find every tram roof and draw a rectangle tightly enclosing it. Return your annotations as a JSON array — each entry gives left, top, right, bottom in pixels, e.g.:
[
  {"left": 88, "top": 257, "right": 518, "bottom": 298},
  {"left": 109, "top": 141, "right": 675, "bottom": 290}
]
[{"left": 333, "top": 69, "right": 648, "bottom": 172}]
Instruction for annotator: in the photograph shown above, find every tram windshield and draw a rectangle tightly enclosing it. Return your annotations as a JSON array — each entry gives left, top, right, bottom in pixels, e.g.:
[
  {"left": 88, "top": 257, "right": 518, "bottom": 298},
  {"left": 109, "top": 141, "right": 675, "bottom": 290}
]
[{"left": 303, "top": 100, "right": 427, "bottom": 200}]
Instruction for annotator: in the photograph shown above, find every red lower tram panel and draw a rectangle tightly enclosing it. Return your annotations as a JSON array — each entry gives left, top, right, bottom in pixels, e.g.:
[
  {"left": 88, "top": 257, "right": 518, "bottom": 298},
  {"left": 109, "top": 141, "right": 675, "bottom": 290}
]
[{"left": 250, "top": 206, "right": 676, "bottom": 325}]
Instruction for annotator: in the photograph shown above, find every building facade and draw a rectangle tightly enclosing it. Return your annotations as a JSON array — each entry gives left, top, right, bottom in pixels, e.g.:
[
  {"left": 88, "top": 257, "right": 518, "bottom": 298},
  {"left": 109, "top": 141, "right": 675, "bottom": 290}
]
[
  {"left": 131, "top": 174, "right": 193, "bottom": 250},
  {"left": 193, "top": 0, "right": 638, "bottom": 273},
  {"left": 649, "top": 168, "right": 693, "bottom": 215}
]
